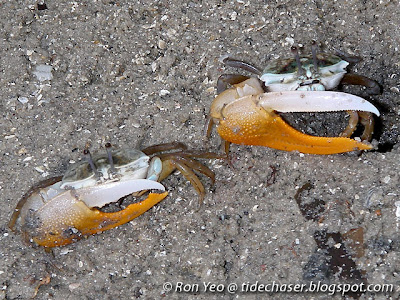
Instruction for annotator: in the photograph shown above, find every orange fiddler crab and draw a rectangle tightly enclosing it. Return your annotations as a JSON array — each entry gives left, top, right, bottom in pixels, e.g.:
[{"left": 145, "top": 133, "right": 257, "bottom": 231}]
[
  {"left": 9, "top": 142, "right": 218, "bottom": 248},
  {"left": 206, "top": 42, "right": 381, "bottom": 155}
]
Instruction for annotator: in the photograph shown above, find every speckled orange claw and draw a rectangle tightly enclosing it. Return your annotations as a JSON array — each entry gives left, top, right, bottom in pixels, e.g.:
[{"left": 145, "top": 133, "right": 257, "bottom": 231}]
[
  {"left": 8, "top": 176, "right": 168, "bottom": 248},
  {"left": 206, "top": 78, "right": 380, "bottom": 155},
  {"left": 25, "top": 190, "right": 167, "bottom": 248}
]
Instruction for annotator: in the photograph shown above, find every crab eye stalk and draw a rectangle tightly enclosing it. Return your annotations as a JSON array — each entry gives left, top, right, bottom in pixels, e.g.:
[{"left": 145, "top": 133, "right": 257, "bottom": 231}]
[
  {"left": 105, "top": 142, "right": 117, "bottom": 174},
  {"left": 84, "top": 149, "right": 102, "bottom": 179},
  {"left": 311, "top": 40, "right": 319, "bottom": 74},
  {"left": 291, "top": 46, "right": 305, "bottom": 76}
]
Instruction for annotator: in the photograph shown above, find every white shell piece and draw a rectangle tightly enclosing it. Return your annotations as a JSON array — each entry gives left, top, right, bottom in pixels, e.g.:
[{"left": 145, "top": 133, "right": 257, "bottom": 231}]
[
  {"left": 33, "top": 64, "right": 53, "bottom": 82},
  {"left": 257, "top": 91, "right": 380, "bottom": 116},
  {"left": 75, "top": 179, "right": 165, "bottom": 208}
]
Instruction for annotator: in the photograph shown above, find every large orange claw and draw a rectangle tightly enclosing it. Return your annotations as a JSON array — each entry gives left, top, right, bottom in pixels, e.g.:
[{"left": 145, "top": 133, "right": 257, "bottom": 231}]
[
  {"left": 10, "top": 176, "right": 168, "bottom": 248},
  {"left": 30, "top": 192, "right": 168, "bottom": 248},
  {"left": 215, "top": 96, "right": 372, "bottom": 154},
  {"left": 207, "top": 78, "right": 378, "bottom": 155}
]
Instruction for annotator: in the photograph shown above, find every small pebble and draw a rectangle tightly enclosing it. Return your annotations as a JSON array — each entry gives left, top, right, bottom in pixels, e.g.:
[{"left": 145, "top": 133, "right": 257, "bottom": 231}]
[
  {"left": 18, "top": 96, "right": 29, "bottom": 104},
  {"left": 69, "top": 283, "right": 81, "bottom": 291},
  {"left": 33, "top": 65, "right": 53, "bottom": 82},
  {"left": 158, "top": 40, "right": 166, "bottom": 49},
  {"left": 159, "top": 89, "right": 170, "bottom": 96}
]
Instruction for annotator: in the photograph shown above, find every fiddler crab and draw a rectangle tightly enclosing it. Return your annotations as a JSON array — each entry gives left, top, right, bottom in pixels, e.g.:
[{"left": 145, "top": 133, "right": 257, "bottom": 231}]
[
  {"left": 9, "top": 142, "right": 220, "bottom": 248},
  {"left": 206, "top": 42, "right": 381, "bottom": 155}
]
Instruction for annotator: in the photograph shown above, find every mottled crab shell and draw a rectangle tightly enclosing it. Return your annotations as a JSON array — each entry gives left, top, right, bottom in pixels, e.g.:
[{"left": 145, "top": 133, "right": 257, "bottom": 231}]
[
  {"left": 61, "top": 149, "right": 162, "bottom": 189},
  {"left": 260, "top": 53, "right": 349, "bottom": 92},
  {"left": 9, "top": 149, "right": 168, "bottom": 247}
]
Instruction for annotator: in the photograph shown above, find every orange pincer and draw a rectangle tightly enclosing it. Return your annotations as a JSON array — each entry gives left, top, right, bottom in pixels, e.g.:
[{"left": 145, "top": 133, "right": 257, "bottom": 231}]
[{"left": 206, "top": 78, "right": 380, "bottom": 155}]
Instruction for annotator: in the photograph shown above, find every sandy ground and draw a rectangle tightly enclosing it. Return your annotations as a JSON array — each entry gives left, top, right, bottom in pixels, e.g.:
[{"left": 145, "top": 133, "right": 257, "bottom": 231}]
[{"left": 1, "top": 1, "right": 400, "bottom": 299}]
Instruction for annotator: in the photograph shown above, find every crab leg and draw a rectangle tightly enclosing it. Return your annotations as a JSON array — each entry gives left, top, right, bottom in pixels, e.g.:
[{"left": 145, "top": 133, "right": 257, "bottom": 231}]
[
  {"left": 174, "top": 157, "right": 215, "bottom": 183},
  {"left": 340, "top": 111, "right": 359, "bottom": 138},
  {"left": 219, "top": 56, "right": 262, "bottom": 75},
  {"left": 160, "top": 159, "right": 206, "bottom": 205},
  {"left": 142, "top": 142, "right": 187, "bottom": 156},
  {"left": 159, "top": 155, "right": 218, "bottom": 205},
  {"left": 340, "top": 73, "right": 381, "bottom": 95},
  {"left": 359, "top": 111, "right": 375, "bottom": 141},
  {"left": 339, "top": 111, "right": 375, "bottom": 141},
  {"left": 221, "top": 140, "right": 232, "bottom": 159}
]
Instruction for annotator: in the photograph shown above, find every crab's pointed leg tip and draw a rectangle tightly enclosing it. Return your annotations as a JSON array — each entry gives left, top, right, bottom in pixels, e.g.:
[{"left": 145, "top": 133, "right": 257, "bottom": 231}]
[{"left": 219, "top": 54, "right": 230, "bottom": 64}]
